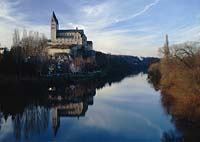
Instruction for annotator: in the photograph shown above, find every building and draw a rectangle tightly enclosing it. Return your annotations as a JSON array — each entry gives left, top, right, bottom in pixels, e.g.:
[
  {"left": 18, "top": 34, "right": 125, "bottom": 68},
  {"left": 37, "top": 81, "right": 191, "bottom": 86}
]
[
  {"left": 50, "top": 12, "right": 92, "bottom": 47},
  {"left": 48, "top": 12, "right": 93, "bottom": 56},
  {"left": 47, "top": 12, "right": 95, "bottom": 74},
  {"left": 87, "top": 41, "right": 93, "bottom": 50}
]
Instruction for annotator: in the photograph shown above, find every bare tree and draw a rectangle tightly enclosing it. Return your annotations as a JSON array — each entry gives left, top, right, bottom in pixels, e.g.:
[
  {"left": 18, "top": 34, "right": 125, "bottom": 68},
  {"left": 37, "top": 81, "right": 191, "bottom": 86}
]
[
  {"left": 12, "top": 29, "right": 21, "bottom": 47},
  {"left": 170, "top": 43, "right": 199, "bottom": 69}
]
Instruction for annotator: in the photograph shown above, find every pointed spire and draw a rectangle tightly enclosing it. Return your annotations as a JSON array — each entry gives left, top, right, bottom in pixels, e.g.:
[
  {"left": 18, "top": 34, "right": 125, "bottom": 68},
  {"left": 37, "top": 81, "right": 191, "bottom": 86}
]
[
  {"left": 52, "top": 11, "right": 58, "bottom": 25},
  {"left": 52, "top": 11, "right": 56, "bottom": 18}
]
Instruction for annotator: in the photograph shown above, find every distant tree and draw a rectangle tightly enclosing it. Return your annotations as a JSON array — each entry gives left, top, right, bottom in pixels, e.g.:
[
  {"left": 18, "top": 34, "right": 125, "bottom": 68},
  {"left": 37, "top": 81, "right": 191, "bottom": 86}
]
[
  {"left": 158, "top": 34, "right": 171, "bottom": 59},
  {"left": 11, "top": 29, "right": 24, "bottom": 65},
  {"left": 164, "top": 34, "right": 170, "bottom": 58},
  {"left": 20, "top": 29, "right": 48, "bottom": 60},
  {"left": 12, "top": 29, "right": 20, "bottom": 47}
]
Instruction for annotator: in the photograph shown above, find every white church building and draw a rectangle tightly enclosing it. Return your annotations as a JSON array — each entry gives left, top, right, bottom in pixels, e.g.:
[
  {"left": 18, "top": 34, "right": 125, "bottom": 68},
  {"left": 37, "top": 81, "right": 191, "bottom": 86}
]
[{"left": 48, "top": 12, "right": 93, "bottom": 56}]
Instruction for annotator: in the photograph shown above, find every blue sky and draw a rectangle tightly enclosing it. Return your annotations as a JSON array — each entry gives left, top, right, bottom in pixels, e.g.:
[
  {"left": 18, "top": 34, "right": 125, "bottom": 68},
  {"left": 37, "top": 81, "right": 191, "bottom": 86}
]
[{"left": 0, "top": 0, "right": 200, "bottom": 57}]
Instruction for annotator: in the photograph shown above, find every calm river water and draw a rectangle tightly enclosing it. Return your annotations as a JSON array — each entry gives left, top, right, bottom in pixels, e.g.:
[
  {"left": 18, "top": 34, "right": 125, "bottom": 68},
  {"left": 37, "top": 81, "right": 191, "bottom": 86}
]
[{"left": 0, "top": 74, "right": 180, "bottom": 142}]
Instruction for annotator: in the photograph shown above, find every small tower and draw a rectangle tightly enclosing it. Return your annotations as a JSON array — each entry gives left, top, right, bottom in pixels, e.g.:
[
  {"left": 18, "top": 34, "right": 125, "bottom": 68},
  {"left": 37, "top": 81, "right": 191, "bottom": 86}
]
[
  {"left": 164, "top": 34, "right": 170, "bottom": 58},
  {"left": 51, "top": 11, "right": 59, "bottom": 42}
]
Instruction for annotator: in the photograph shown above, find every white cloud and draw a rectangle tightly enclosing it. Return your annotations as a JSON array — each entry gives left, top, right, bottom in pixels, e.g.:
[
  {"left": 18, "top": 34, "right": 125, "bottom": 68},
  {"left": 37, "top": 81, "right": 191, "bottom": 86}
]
[
  {"left": 0, "top": 0, "right": 17, "bottom": 22},
  {"left": 0, "top": 0, "right": 22, "bottom": 47},
  {"left": 83, "top": 3, "right": 109, "bottom": 18},
  {"left": 89, "top": 30, "right": 159, "bottom": 57},
  {"left": 0, "top": 0, "right": 49, "bottom": 47},
  {"left": 67, "top": 23, "right": 86, "bottom": 30},
  {"left": 71, "top": 0, "right": 162, "bottom": 56},
  {"left": 0, "top": 0, "right": 199, "bottom": 57},
  {"left": 0, "top": 0, "right": 161, "bottom": 56},
  {"left": 164, "top": 24, "right": 200, "bottom": 46},
  {"left": 113, "top": 0, "right": 161, "bottom": 23}
]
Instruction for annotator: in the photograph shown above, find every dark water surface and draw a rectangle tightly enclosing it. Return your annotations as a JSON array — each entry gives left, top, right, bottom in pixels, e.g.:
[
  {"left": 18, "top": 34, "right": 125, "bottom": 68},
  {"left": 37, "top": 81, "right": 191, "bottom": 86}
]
[{"left": 0, "top": 74, "right": 179, "bottom": 142}]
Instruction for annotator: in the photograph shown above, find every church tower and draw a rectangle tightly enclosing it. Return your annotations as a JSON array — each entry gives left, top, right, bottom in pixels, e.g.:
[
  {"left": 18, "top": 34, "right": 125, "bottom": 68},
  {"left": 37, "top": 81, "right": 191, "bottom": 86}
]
[{"left": 51, "top": 11, "right": 59, "bottom": 42}]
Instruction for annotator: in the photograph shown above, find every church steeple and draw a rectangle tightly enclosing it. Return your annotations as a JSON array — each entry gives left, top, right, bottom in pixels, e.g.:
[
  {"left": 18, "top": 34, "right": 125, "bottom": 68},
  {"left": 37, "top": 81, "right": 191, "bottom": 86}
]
[
  {"left": 51, "top": 11, "right": 59, "bottom": 42},
  {"left": 52, "top": 11, "right": 59, "bottom": 25}
]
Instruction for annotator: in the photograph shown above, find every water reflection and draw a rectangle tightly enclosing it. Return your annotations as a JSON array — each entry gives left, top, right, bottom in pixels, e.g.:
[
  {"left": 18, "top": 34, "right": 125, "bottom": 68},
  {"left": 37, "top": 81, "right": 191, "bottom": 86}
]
[
  {"left": 0, "top": 73, "right": 136, "bottom": 141},
  {"left": 0, "top": 82, "right": 97, "bottom": 139},
  {"left": 49, "top": 83, "right": 96, "bottom": 135},
  {"left": 0, "top": 73, "right": 179, "bottom": 142},
  {"left": 13, "top": 106, "right": 49, "bottom": 139},
  {"left": 148, "top": 75, "right": 200, "bottom": 142}
]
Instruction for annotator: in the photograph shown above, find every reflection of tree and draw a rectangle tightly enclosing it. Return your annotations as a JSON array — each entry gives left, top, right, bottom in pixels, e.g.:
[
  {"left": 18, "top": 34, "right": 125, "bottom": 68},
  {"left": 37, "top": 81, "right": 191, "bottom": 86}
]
[
  {"left": 13, "top": 106, "right": 49, "bottom": 139},
  {"left": 159, "top": 86, "right": 200, "bottom": 142},
  {"left": 0, "top": 112, "right": 3, "bottom": 131},
  {"left": 170, "top": 120, "right": 200, "bottom": 142},
  {"left": 149, "top": 72, "right": 200, "bottom": 142},
  {"left": 162, "top": 130, "right": 182, "bottom": 142},
  {"left": 0, "top": 70, "right": 143, "bottom": 139},
  {"left": 13, "top": 115, "right": 22, "bottom": 140}
]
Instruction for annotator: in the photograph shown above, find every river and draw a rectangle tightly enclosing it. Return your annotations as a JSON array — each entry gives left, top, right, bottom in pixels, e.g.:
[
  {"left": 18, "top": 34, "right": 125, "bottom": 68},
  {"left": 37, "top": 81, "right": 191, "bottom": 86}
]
[{"left": 0, "top": 73, "right": 181, "bottom": 142}]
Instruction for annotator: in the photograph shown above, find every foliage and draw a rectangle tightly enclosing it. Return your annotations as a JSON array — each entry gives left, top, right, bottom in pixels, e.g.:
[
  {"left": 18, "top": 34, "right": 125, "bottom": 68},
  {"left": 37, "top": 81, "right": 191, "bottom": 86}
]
[
  {"left": 0, "top": 29, "right": 48, "bottom": 77},
  {"left": 148, "top": 42, "right": 200, "bottom": 122},
  {"left": 96, "top": 51, "right": 159, "bottom": 76}
]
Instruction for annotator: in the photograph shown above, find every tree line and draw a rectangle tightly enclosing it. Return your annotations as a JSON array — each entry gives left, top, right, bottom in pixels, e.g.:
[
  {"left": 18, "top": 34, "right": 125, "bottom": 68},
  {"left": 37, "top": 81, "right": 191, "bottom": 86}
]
[{"left": 0, "top": 29, "right": 48, "bottom": 77}]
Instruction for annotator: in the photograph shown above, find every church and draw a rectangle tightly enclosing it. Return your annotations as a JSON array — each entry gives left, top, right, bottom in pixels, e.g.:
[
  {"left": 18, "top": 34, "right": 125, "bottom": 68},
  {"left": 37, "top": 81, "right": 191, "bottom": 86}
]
[
  {"left": 47, "top": 12, "right": 95, "bottom": 73},
  {"left": 50, "top": 12, "right": 93, "bottom": 49}
]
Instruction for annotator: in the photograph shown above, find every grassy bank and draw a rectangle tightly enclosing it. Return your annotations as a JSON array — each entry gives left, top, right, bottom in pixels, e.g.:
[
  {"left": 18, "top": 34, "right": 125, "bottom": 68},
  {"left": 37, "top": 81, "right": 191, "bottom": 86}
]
[{"left": 148, "top": 43, "right": 200, "bottom": 123}]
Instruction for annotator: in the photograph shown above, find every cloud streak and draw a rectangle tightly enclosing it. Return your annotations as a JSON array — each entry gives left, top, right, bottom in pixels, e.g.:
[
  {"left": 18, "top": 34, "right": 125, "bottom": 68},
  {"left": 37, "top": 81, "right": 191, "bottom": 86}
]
[
  {"left": 0, "top": 0, "right": 17, "bottom": 22},
  {"left": 0, "top": 0, "right": 50, "bottom": 47},
  {"left": 0, "top": 0, "right": 199, "bottom": 57},
  {"left": 114, "top": 0, "right": 161, "bottom": 23}
]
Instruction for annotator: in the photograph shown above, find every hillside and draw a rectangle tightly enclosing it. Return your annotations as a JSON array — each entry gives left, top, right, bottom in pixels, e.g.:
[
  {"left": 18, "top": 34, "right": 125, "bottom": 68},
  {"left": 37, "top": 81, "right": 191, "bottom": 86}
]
[{"left": 95, "top": 51, "right": 159, "bottom": 76}]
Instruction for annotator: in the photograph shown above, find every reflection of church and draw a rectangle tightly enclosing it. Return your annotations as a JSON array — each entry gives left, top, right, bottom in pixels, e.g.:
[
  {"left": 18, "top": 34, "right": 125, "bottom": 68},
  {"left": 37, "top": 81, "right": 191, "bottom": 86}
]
[
  {"left": 49, "top": 84, "right": 95, "bottom": 135},
  {"left": 0, "top": 72, "right": 132, "bottom": 139}
]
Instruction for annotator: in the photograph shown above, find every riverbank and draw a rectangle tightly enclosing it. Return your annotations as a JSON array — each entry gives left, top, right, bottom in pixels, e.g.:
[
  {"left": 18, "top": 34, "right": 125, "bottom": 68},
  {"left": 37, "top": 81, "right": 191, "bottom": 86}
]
[
  {"left": 0, "top": 50, "right": 159, "bottom": 83},
  {"left": 148, "top": 45, "right": 200, "bottom": 124},
  {"left": 148, "top": 59, "right": 200, "bottom": 141}
]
